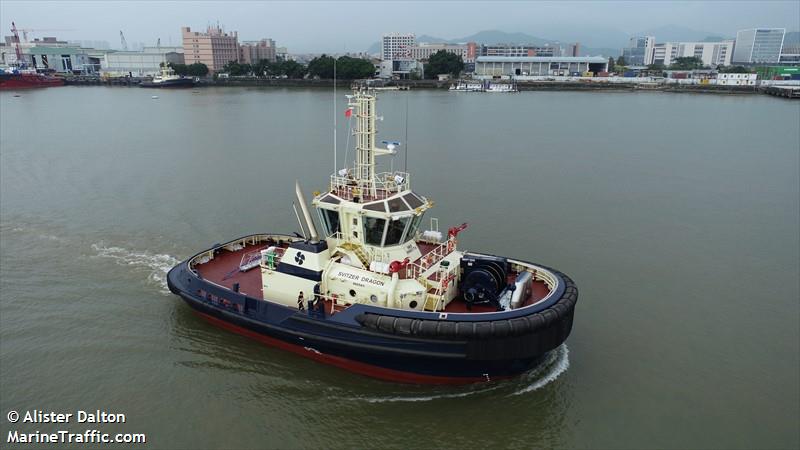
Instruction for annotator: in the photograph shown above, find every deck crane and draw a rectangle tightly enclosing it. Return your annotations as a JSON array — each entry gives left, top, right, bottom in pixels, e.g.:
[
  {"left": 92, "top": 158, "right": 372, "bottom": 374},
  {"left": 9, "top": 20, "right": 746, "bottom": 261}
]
[{"left": 10, "top": 22, "right": 24, "bottom": 67}]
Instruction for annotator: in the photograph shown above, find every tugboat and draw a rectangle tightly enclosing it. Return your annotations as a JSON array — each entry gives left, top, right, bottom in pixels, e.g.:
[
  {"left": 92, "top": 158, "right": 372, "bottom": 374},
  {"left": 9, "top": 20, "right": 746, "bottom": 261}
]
[
  {"left": 139, "top": 64, "right": 195, "bottom": 88},
  {"left": 167, "top": 86, "right": 578, "bottom": 384}
]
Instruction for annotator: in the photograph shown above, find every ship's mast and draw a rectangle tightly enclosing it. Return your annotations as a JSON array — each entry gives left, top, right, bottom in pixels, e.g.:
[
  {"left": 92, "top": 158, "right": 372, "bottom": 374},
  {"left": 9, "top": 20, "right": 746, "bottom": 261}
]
[
  {"left": 347, "top": 86, "right": 400, "bottom": 199},
  {"left": 351, "top": 88, "right": 378, "bottom": 197}
]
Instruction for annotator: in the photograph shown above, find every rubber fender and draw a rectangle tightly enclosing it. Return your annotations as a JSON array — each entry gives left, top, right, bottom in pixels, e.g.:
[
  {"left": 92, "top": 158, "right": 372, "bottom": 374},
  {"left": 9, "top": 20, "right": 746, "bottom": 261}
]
[
  {"left": 474, "top": 322, "right": 493, "bottom": 339},
  {"left": 420, "top": 320, "right": 439, "bottom": 336},
  {"left": 510, "top": 317, "right": 530, "bottom": 335},
  {"left": 455, "top": 322, "right": 475, "bottom": 338},
  {"left": 394, "top": 318, "right": 413, "bottom": 335},
  {"left": 493, "top": 320, "right": 510, "bottom": 337},
  {"left": 527, "top": 314, "right": 546, "bottom": 331},
  {"left": 438, "top": 321, "right": 456, "bottom": 337}
]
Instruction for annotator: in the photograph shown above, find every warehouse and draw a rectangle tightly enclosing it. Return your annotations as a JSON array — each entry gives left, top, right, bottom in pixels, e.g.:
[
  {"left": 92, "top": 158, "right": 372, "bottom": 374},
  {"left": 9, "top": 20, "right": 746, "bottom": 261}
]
[{"left": 474, "top": 56, "right": 609, "bottom": 78}]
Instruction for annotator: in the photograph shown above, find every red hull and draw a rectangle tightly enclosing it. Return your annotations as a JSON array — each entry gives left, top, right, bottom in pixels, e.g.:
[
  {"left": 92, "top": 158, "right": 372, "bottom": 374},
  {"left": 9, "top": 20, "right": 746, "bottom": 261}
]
[
  {"left": 0, "top": 73, "right": 65, "bottom": 90},
  {"left": 194, "top": 310, "right": 510, "bottom": 384}
]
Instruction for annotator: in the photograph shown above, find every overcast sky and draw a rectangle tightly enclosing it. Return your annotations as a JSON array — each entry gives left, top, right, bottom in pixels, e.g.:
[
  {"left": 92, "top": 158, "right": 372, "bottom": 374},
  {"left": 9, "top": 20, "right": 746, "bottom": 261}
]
[{"left": 1, "top": 1, "right": 798, "bottom": 52}]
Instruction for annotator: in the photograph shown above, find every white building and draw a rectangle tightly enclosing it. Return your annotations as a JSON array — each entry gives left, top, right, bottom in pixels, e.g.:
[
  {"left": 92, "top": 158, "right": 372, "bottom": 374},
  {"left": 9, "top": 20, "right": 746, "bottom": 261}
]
[
  {"left": 24, "top": 46, "right": 92, "bottom": 73},
  {"left": 732, "top": 28, "right": 785, "bottom": 64},
  {"left": 475, "top": 56, "right": 609, "bottom": 78},
  {"left": 381, "top": 33, "right": 415, "bottom": 61},
  {"left": 101, "top": 50, "right": 185, "bottom": 76},
  {"left": 716, "top": 72, "right": 757, "bottom": 85},
  {"left": 651, "top": 41, "right": 734, "bottom": 67},
  {"left": 410, "top": 43, "right": 467, "bottom": 61},
  {"left": 622, "top": 36, "right": 655, "bottom": 65}
]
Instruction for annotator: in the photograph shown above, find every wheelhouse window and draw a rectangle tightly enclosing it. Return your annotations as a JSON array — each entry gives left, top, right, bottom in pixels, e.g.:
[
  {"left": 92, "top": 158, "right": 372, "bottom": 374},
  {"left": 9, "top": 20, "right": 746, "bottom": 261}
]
[
  {"left": 318, "top": 208, "right": 341, "bottom": 236},
  {"left": 384, "top": 216, "right": 411, "bottom": 246},
  {"left": 363, "top": 217, "right": 387, "bottom": 246},
  {"left": 405, "top": 214, "right": 424, "bottom": 242}
]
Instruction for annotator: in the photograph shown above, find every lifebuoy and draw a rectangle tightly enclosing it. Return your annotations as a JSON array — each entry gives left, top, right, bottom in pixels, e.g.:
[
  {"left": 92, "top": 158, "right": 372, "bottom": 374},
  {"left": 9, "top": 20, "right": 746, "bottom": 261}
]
[{"left": 447, "top": 240, "right": 455, "bottom": 253}]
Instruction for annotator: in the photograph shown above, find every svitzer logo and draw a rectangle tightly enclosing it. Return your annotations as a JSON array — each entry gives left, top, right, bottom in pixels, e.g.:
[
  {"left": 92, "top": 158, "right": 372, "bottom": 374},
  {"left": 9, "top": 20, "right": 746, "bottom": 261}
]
[{"left": 294, "top": 252, "right": 305, "bottom": 265}]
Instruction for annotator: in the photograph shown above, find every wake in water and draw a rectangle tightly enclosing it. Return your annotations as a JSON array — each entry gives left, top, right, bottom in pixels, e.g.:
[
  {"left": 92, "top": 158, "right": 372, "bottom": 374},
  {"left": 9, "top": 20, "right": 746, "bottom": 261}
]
[
  {"left": 344, "top": 344, "right": 570, "bottom": 403},
  {"left": 90, "top": 243, "right": 179, "bottom": 294}
]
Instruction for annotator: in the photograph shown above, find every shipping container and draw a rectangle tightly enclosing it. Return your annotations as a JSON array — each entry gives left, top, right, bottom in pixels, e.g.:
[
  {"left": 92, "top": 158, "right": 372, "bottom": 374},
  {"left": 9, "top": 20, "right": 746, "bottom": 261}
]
[
  {"left": 597, "top": 71, "right": 610, "bottom": 77},
  {"left": 623, "top": 71, "right": 635, "bottom": 77}
]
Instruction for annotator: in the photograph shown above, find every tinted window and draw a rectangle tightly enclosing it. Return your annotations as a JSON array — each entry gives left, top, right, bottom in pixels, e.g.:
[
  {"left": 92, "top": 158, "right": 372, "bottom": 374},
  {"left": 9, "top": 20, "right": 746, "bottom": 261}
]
[
  {"left": 363, "top": 217, "right": 386, "bottom": 246},
  {"left": 384, "top": 217, "right": 411, "bottom": 246},
  {"left": 320, "top": 194, "right": 340, "bottom": 204},
  {"left": 363, "top": 201, "right": 386, "bottom": 212},
  {"left": 405, "top": 214, "right": 424, "bottom": 241},
  {"left": 387, "top": 196, "right": 409, "bottom": 212},
  {"left": 323, "top": 209, "right": 340, "bottom": 235},
  {"left": 403, "top": 193, "right": 424, "bottom": 209}
]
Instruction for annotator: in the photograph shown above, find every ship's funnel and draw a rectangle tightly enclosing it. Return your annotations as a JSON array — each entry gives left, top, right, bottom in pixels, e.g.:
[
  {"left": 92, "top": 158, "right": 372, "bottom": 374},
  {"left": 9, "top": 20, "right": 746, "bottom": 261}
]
[{"left": 295, "top": 180, "right": 319, "bottom": 242}]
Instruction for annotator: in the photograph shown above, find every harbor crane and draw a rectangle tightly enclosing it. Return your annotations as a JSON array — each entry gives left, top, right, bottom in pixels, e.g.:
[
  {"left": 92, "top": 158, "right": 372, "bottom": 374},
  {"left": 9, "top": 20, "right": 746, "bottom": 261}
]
[{"left": 120, "top": 30, "right": 128, "bottom": 51}]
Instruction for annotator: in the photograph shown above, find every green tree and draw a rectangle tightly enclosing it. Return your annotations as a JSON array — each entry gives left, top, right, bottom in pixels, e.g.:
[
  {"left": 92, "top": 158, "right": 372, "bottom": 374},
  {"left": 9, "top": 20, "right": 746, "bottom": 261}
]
[
  {"left": 308, "top": 55, "right": 335, "bottom": 79},
  {"left": 718, "top": 65, "right": 751, "bottom": 73},
  {"left": 335, "top": 56, "right": 375, "bottom": 79},
  {"left": 223, "top": 61, "right": 251, "bottom": 76},
  {"left": 608, "top": 57, "right": 615, "bottom": 71},
  {"left": 616, "top": 56, "right": 627, "bottom": 67},
  {"left": 281, "top": 60, "right": 307, "bottom": 79},
  {"left": 646, "top": 63, "right": 666, "bottom": 71},
  {"left": 186, "top": 63, "right": 208, "bottom": 77},
  {"left": 169, "top": 63, "right": 189, "bottom": 76},
  {"left": 669, "top": 56, "right": 703, "bottom": 70},
  {"left": 425, "top": 50, "right": 463, "bottom": 79}
]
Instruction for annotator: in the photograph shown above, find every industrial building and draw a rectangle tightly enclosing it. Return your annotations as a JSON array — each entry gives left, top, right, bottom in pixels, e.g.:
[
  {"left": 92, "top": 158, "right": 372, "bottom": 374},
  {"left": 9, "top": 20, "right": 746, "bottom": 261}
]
[
  {"left": 651, "top": 41, "right": 734, "bottom": 67},
  {"left": 474, "top": 56, "right": 608, "bottom": 78},
  {"left": 101, "top": 50, "right": 184, "bottom": 76},
  {"left": 478, "top": 43, "right": 562, "bottom": 58},
  {"left": 24, "top": 46, "right": 93, "bottom": 73},
  {"left": 182, "top": 26, "right": 240, "bottom": 73},
  {"left": 732, "top": 28, "right": 785, "bottom": 64}
]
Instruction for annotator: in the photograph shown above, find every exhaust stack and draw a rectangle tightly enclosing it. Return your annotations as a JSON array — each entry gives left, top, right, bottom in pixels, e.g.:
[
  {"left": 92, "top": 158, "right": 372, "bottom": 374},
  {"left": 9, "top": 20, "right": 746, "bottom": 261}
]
[{"left": 295, "top": 180, "right": 319, "bottom": 242}]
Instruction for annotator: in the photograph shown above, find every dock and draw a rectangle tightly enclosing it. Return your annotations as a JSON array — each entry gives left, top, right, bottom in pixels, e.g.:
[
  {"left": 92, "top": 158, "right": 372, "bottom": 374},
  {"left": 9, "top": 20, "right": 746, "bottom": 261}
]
[{"left": 763, "top": 85, "right": 800, "bottom": 99}]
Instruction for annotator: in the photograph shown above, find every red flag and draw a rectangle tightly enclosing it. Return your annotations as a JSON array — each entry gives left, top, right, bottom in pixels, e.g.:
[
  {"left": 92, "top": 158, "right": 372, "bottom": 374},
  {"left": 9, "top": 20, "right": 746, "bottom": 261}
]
[{"left": 344, "top": 108, "right": 352, "bottom": 118}]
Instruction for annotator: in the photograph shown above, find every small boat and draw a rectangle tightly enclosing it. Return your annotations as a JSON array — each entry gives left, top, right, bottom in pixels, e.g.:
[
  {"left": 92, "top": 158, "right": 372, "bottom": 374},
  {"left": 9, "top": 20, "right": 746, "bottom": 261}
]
[
  {"left": 0, "top": 69, "right": 64, "bottom": 90},
  {"left": 449, "top": 81, "right": 485, "bottom": 92},
  {"left": 140, "top": 65, "right": 195, "bottom": 88},
  {"left": 486, "top": 82, "right": 518, "bottom": 93},
  {"left": 167, "top": 85, "right": 578, "bottom": 384}
]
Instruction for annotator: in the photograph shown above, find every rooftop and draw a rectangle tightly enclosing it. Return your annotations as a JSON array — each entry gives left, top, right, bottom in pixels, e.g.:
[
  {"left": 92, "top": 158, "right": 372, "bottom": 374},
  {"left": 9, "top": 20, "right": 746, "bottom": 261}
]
[{"left": 477, "top": 56, "right": 609, "bottom": 63}]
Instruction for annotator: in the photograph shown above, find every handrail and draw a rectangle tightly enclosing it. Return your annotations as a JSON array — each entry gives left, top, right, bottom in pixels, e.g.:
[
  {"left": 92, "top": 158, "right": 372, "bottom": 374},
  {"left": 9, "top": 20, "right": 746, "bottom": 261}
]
[
  {"left": 329, "top": 171, "right": 410, "bottom": 201},
  {"left": 405, "top": 237, "right": 455, "bottom": 280}
]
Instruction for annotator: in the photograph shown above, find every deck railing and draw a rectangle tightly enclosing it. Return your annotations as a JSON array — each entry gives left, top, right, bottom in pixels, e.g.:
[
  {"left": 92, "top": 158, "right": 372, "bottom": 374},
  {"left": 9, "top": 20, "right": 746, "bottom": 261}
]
[{"left": 329, "top": 171, "right": 410, "bottom": 201}]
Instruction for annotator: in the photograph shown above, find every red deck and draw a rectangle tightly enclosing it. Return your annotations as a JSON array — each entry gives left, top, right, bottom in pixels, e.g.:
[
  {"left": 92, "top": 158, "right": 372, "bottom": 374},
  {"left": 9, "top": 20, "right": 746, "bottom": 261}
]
[{"left": 193, "top": 242, "right": 551, "bottom": 315}]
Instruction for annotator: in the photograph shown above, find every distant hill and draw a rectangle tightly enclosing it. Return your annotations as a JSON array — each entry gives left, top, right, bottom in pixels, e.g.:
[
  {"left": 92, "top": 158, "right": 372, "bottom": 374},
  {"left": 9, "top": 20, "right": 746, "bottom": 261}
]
[{"left": 633, "top": 25, "right": 721, "bottom": 43}]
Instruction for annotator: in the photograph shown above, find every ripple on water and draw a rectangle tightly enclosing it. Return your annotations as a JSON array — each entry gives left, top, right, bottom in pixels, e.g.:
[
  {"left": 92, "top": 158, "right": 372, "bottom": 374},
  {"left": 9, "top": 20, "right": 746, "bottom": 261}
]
[
  {"left": 336, "top": 344, "right": 570, "bottom": 403},
  {"left": 90, "top": 242, "right": 179, "bottom": 294}
]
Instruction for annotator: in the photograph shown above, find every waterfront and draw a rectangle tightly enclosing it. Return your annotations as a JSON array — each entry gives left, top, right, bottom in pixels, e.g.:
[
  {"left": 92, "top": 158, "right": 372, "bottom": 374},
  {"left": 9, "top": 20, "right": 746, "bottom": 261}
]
[{"left": 1, "top": 86, "right": 798, "bottom": 449}]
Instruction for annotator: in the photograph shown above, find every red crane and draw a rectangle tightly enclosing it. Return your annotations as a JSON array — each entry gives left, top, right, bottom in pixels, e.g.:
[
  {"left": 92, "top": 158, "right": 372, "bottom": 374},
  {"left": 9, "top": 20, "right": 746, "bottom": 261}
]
[{"left": 10, "top": 22, "right": 23, "bottom": 67}]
